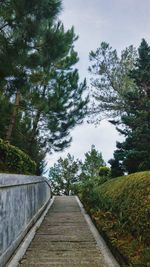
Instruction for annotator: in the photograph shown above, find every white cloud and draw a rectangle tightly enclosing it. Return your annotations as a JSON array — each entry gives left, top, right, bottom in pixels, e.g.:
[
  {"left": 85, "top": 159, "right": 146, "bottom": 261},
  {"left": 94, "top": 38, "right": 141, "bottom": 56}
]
[{"left": 46, "top": 121, "right": 123, "bottom": 170}]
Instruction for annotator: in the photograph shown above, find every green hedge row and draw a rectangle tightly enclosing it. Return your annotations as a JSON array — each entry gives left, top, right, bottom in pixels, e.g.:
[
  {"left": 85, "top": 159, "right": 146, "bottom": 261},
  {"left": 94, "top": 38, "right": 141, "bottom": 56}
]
[
  {"left": 79, "top": 172, "right": 150, "bottom": 265},
  {"left": 0, "top": 139, "right": 36, "bottom": 174},
  {"left": 93, "top": 172, "right": 150, "bottom": 240}
]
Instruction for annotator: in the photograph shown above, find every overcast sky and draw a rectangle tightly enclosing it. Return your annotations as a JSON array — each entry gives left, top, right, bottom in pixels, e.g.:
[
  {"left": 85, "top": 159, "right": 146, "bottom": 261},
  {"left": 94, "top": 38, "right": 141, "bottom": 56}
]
[{"left": 46, "top": 0, "right": 150, "bottom": 170}]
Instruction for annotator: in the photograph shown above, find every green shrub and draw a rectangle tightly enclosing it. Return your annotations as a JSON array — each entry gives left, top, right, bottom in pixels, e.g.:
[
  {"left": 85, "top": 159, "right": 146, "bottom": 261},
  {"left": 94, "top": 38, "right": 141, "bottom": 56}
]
[
  {"left": 99, "top": 166, "right": 110, "bottom": 176},
  {"left": 93, "top": 172, "right": 150, "bottom": 241},
  {"left": 80, "top": 172, "right": 150, "bottom": 265},
  {"left": 78, "top": 179, "right": 98, "bottom": 210},
  {"left": 0, "top": 138, "right": 36, "bottom": 174}
]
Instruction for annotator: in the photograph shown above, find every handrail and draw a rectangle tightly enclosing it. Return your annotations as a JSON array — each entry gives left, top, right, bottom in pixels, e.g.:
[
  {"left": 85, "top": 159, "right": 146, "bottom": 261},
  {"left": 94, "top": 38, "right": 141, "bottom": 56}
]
[{"left": 0, "top": 173, "right": 51, "bottom": 188}]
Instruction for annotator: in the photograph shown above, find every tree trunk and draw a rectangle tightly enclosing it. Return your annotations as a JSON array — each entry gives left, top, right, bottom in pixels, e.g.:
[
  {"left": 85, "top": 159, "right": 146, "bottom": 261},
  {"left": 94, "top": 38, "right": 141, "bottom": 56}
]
[
  {"left": 28, "top": 85, "right": 47, "bottom": 152},
  {"left": 5, "top": 89, "right": 21, "bottom": 142},
  {"left": 28, "top": 109, "right": 41, "bottom": 152}
]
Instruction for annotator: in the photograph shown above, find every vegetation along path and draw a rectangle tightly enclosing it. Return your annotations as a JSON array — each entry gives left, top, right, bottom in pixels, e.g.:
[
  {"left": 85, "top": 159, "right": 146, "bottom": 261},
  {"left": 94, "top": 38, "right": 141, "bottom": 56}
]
[{"left": 18, "top": 196, "right": 119, "bottom": 267}]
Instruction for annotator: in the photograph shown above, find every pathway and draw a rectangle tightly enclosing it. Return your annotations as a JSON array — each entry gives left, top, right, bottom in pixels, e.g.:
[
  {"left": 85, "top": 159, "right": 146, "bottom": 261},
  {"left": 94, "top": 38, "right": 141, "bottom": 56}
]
[{"left": 18, "top": 196, "right": 118, "bottom": 267}]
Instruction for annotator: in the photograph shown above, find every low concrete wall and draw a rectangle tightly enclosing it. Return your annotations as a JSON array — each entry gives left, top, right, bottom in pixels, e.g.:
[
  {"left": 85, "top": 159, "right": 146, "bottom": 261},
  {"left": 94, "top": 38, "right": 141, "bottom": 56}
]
[{"left": 0, "top": 173, "right": 51, "bottom": 267}]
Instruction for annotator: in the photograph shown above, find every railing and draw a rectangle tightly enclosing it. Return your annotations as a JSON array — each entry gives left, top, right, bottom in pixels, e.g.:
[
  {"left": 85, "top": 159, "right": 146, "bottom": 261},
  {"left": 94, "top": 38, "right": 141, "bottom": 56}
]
[{"left": 0, "top": 173, "right": 51, "bottom": 267}]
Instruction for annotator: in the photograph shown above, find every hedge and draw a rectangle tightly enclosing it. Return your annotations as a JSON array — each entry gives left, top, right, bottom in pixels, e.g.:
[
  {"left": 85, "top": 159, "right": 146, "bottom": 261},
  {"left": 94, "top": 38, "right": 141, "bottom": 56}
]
[
  {"left": 94, "top": 172, "right": 150, "bottom": 238},
  {"left": 0, "top": 138, "right": 36, "bottom": 174},
  {"left": 79, "top": 172, "right": 150, "bottom": 266}
]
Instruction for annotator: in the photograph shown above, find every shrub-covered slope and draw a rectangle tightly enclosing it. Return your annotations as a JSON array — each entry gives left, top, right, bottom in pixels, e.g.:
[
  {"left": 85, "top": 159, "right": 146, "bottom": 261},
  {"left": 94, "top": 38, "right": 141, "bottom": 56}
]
[
  {"left": 0, "top": 139, "right": 36, "bottom": 174},
  {"left": 80, "top": 172, "right": 150, "bottom": 266}
]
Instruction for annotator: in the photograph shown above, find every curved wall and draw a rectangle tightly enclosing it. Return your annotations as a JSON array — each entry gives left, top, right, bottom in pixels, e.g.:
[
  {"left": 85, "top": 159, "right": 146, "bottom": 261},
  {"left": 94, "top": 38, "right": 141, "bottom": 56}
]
[{"left": 0, "top": 174, "right": 51, "bottom": 267}]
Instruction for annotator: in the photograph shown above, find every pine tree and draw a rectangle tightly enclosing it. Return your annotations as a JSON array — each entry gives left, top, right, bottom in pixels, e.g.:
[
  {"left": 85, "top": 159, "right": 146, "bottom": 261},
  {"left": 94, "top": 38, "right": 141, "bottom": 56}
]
[
  {"left": 0, "top": 1, "right": 88, "bottom": 173},
  {"left": 0, "top": 0, "right": 62, "bottom": 140},
  {"left": 111, "top": 39, "right": 150, "bottom": 173},
  {"left": 88, "top": 42, "right": 137, "bottom": 123}
]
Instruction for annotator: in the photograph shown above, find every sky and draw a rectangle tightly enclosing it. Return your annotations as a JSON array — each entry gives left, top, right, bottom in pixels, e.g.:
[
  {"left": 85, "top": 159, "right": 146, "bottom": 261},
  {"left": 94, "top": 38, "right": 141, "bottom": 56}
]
[{"left": 46, "top": 0, "right": 150, "bottom": 170}]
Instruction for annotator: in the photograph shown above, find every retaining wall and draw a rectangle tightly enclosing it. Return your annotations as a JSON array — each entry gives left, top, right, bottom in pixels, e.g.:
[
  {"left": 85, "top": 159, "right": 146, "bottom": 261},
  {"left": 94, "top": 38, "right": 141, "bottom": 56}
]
[{"left": 0, "top": 173, "right": 51, "bottom": 267}]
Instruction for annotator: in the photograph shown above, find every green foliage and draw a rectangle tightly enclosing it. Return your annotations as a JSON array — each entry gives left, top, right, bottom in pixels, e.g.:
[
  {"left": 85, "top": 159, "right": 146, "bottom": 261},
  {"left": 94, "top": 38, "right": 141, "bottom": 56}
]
[
  {"left": 99, "top": 166, "right": 110, "bottom": 176},
  {"left": 77, "top": 175, "right": 108, "bottom": 208},
  {"left": 80, "top": 171, "right": 150, "bottom": 265},
  {"left": 112, "top": 39, "right": 150, "bottom": 174},
  {"left": 80, "top": 145, "right": 105, "bottom": 178},
  {"left": 108, "top": 158, "right": 124, "bottom": 178},
  {"left": 89, "top": 42, "right": 137, "bottom": 122},
  {"left": 0, "top": 0, "right": 88, "bottom": 173},
  {"left": 49, "top": 153, "right": 79, "bottom": 195},
  {"left": 97, "top": 166, "right": 111, "bottom": 185},
  {"left": 90, "top": 39, "right": 150, "bottom": 174},
  {"left": 81, "top": 171, "right": 150, "bottom": 242},
  {"left": 77, "top": 179, "right": 98, "bottom": 212},
  {"left": 0, "top": 139, "right": 36, "bottom": 174},
  {"left": 49, "top": 146, "right": 107, "bottom": 195}
]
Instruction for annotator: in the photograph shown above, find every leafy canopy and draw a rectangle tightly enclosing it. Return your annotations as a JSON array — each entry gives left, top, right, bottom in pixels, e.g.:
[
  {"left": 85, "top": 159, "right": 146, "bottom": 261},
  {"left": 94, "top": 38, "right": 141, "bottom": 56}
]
[
  {"left": 80, "top": 145, "right": 105, "bottom": 178},
  {"left": 89, "top": 42, "right": 137, "bottom": 123},
  {"left": 49, "top": 153, "right": 80, "bottom": 195},
  {"left": 89, "top": 39, "right": 150, "bottom": 174},
  {"left": 0, "top": 0, "right": 88, "bottom": 174}
]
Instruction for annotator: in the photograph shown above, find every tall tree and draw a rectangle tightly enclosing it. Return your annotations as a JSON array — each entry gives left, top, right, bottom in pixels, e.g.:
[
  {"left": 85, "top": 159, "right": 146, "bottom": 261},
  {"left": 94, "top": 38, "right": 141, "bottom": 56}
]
[
  {"left": 89, "top": 39, "right": 150, "bottom": 174},
  {"left": 111, "top": 39, "right": 150, "bottom": 173},
  {"left": 49, "top": 153, "right": 79, "bottom": 195},
  {"left": 88, "top": 42, "right": 137, "bottom": 123},
  {"left": 0, "top": 0, "right": 62, "bottom": 140},
  {"left": 81, "top": 145, "right": 105, "bottom": 178},
  {"left": 0, "top": 0, "right": 88, "bottom": 173}
]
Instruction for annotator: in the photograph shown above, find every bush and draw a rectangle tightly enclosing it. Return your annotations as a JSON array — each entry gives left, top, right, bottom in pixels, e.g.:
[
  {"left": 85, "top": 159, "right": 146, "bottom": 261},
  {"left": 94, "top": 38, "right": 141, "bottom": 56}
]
[
  {"left": 80, "top": 171, "right": 150, "bottom": 265},
  {"left": 94, "top": 172, "right": 150, "bottom": 240},
  {"left": 78, "top": 179, "right": 98, "bottom": 210},
  {"left": 99, "top": 166, "right": 110, "bottom": 176},
  {"left": 0, "top": 139, "right": 36, "bottom": 174}
]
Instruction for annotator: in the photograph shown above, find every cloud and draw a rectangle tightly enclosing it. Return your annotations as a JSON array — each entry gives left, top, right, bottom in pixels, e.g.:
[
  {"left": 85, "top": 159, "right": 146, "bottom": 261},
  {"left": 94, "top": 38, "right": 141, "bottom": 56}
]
[
  {"left": 46, "top": 121, "right": 123, "bottom": 169},
  {"left": 46, "top": 0, "right": 150, "bottom": 170}
]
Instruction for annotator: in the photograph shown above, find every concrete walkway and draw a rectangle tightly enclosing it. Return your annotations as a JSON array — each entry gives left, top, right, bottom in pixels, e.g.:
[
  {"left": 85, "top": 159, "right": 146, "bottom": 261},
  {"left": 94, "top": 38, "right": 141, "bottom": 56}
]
[{"left": 18, "top": 196, "right": 118, "bottom": 267}]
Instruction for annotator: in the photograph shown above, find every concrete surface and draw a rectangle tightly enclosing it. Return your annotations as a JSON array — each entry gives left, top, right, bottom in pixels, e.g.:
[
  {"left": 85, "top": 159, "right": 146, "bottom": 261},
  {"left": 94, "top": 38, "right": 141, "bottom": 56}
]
[
  {"left": 6, "top": 197, "right": 55, "bottom": 267},
  {"left": 76, "top": 197, "right": 120, "bottom": 267},
  {"left": 18, "top": 196, "right": 120, "bottom": 267},
  {"left": 0, "top": 174, "right": 51, "bottom": 267}
]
